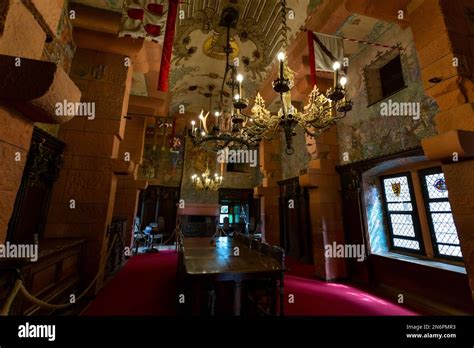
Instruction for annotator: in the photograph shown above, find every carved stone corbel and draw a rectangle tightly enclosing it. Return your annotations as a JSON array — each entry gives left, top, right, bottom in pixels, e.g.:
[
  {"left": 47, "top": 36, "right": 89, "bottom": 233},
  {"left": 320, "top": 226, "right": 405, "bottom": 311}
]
[{"left": 0, "top": 55, "right": 81, "bottom": 124}]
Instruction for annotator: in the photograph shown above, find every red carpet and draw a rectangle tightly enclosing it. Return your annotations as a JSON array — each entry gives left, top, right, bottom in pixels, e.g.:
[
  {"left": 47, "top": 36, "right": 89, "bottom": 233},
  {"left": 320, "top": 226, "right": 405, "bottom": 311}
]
[
  {"left": 285, "top": 275, "right": 417, "bottom": 316},
  {"left": 84, "top": 252, "right": 417, "bottom": 316},
  {"left": 83, "top": 251, "right": 178, "bottom": 316}
]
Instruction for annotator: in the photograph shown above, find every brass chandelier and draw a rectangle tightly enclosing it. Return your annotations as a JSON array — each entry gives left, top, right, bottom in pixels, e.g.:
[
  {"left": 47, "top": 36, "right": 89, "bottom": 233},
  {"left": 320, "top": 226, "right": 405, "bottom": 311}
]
[
  {"left": 188, "top": 7, "right": 261, "bottom": 153},
  {"left": 236, "top": 0, "right": 352, "bottom": 155},
  {"left": 188, "top": 0, "right": 351, "bottom": 155},
  {"left": 191, "top": 155, "right": 223, "bottom": 191}
]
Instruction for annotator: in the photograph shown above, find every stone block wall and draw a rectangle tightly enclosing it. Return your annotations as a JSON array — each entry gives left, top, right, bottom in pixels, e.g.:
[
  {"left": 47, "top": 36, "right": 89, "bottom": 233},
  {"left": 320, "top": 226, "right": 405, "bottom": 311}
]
[
  {"left": 44, "top": 47, "right": 133, "bottom": 290},
  {"left": 0, "top": 106, "right": 34, "bottom": 243},
  {"left": 0, "top": 0, "right": 67, "bottom": 243},
  {"left": 410, "top": 0, "right": 474, "bottom": 300}
]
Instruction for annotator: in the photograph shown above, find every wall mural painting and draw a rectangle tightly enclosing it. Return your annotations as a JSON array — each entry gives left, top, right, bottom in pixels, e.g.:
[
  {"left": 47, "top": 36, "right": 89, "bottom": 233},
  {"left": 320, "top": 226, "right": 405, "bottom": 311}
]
[
  {"left": 274, "top": 14, "right": 439, "bottom": 178},
  {"left": 42, "top": 2, "right": 76, "bottom": 74},
  {"left": 281, "top": 126, "right": 311, "bottom": 180},
  {"left": 336, "top": 16, "right": 438, "bottom": 164},
  {"left": 140, "top": 122, "right": 185, "bottom": 187}
]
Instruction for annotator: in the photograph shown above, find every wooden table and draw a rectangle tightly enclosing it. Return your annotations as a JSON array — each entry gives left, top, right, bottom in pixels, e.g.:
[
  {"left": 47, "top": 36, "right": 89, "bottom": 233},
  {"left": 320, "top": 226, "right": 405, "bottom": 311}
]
[{"left": 180, "top": 237, "right": 283, "bottom": 316}]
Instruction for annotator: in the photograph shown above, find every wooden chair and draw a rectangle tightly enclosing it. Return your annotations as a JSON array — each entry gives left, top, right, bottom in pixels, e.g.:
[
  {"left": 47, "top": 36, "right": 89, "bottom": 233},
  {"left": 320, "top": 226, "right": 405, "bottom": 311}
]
[
  {"left": 250, "top": 238, "right": 260, "bottom": 251},
  {"left": 233, "top": 232, "right": 241, "bottom": 242},
  {"left": 260, "top": 242, "right": 271, "bottom": 256},
  {"left": 246, "top": 244, "right": 286, "bottom": 316},
  {"left": 270, "top": 245, "right": 286, "bottom": 316}
]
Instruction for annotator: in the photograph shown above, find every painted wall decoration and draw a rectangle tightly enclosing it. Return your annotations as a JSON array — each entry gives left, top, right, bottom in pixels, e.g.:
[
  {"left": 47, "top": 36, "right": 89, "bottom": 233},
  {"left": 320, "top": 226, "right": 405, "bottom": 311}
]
[
  {"left": 273, "top": 14, "right": 439, "bottom": 179},
  {"left": 280, "top": 126, "right": 311, "bottom": 180},
  {"left": 140, "top": 143, "right": 184, "bottom": 187},
  {"left": 179, "top": 140, "right": 260, "bottom": 204},
  {"left": 42, "top": 2, "right": 76, "bottom": 74},
  {"left": 139, "top": 123, "right": 185, "bottom": 187},
  {"left": 336, "top": 16, "right": 438, "bottom": 164}
]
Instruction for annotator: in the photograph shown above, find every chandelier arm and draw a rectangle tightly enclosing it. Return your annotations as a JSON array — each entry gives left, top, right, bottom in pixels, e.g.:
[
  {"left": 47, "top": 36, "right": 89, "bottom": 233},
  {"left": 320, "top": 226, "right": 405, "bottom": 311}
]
[
  {"left": 259, "top": 124, "right": 280, "bottom": 141},
  {"left": 303, "top": 125, "right": 324, "bottom": 138}
]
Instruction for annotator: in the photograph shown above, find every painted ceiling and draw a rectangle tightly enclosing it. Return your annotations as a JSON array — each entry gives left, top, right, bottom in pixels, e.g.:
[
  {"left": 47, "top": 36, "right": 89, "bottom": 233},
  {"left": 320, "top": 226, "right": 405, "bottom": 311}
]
[
  {"left": 70, "top": 0, "right": 397, "bottom": 115},
  {"left": 70, "top": 0, "right": 125, "bottom": 12},
  {"left": 169, "top": 0, "right": 311, "bottom": 114},
  {"left": 334, "top": 13, "right": 395, "bottom": 59}
]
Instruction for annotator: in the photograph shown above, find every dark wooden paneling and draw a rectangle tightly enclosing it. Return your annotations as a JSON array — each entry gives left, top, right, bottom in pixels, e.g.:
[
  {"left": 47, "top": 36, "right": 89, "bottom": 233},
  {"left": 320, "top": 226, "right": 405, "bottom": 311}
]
[
  {"left": 278, "top": 178, "right": 313, "bottom": 264},
  {"left": 139, "top": 186, "right": 179, "bottom": 238},
  {"left": 7, "top": 127, "right": 65, "bottom": 244},
  {"left": 369, "top": 254, "right": 473, "bottom": 314}
]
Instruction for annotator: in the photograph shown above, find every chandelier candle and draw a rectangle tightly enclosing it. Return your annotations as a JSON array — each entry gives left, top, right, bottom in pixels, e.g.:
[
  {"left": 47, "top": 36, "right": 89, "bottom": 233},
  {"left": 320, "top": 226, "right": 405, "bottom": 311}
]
[
  {"left": 333, "top": 61, "right": 341, "bottom": 88},
  {"left": 278, "top": 52, "right": 285, "bottom": 79},
  {"left": 237, "top": 74, "right": 243, "bottom": 98}
]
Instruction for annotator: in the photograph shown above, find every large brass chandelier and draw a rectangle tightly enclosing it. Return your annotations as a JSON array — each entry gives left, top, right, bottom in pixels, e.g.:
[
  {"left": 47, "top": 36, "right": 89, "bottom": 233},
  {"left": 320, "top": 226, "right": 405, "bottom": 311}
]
[
  {"left": 188, "top": 7, "right": 261, "bottom": 153},
  {"left": 238, "top": 0, "right": 352, "bottom": 155},
  {"left": 189, "top": 1, "right": 351, "bottom": 155}
]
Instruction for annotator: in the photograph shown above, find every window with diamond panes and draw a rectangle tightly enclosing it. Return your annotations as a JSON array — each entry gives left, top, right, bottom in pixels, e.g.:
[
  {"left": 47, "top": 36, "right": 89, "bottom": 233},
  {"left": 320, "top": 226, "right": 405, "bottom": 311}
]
[
  {"left": 419, "top": 167, "right": 463, "bottom": 260},
  {"left": 381, "top": 173, "right": 423, "bottom": 253}
]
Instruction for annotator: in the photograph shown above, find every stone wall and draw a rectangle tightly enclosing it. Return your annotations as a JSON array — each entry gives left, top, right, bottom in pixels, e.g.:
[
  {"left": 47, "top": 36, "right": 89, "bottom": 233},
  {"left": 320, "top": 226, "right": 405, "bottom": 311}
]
[
  {"left": 411, "top": 0, "right": 474, "bottom": 300},
  {"left": 0, "top": 105, "right": 34, "bottom": 243},
  {"left": 44, "top": 47, "right": 133, "bottom": 290},
  {"left": 0, "top": 0, "right": 68, "bottom": 243}
]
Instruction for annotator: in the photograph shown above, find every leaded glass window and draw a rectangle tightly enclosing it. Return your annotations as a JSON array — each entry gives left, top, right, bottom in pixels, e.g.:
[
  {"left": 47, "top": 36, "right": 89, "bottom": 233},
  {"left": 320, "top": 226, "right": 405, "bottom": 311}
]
[
  {"left": 381, "top": 173, "right": 424, "bottom": 253},
  {"left": 419, "top": 167, "right": 463, "bottom": 260}
]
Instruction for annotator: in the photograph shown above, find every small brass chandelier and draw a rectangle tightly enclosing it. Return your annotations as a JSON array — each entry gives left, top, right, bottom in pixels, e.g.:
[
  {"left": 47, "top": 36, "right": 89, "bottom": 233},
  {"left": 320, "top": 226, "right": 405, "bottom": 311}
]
[
  {"left": 191, "top": 155, "right": 223, "bottom": 191},
  {"left": 234, "top": 0, "right": 352, "bottom": 155}
]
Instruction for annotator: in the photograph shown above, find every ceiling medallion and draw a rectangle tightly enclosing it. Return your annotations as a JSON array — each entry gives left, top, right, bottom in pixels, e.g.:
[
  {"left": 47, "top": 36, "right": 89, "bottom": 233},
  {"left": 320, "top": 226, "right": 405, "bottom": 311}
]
[{"left": 203, "top": 35, "right": 239, "bottom": 60}]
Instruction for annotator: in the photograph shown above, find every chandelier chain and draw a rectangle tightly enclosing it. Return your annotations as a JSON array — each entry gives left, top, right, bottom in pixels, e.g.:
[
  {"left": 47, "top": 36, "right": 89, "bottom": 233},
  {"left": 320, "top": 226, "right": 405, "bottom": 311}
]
[{"left": 280, "top": 0, "right": 289, "bottom": 51}]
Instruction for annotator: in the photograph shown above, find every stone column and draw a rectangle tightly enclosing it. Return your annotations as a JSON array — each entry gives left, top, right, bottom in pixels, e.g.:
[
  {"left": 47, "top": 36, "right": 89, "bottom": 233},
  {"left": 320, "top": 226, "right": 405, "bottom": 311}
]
[
  {"left": 254, "top": 138, "right": 282, "bottom": 245},
  {"left": 410, "top": 0, "right": 474, "bottom": 299},
  {"left": 299, "top": 126, "right": 346, "bottom": 280},
  {"left": 113, "top": 114, "right": 148, "bottom": 248},
  {"left": 44, "top": 43, "right": 136, "bottom": 291}
]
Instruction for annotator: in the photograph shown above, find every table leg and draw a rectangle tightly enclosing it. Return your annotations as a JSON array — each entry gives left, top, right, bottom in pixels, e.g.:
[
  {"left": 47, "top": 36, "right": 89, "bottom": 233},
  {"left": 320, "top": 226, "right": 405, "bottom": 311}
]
[
  {"left": 208, "top": 283, "right": 216, "bottom": 316},
  {"left": 270, "top": 278, "right": 277, "bottom": 315},
  {"left": 233, "top": 280, "right": 242, "bottom": 316},
  {"left": 279, "top": 271, "right": 284, "bottom": 316}
]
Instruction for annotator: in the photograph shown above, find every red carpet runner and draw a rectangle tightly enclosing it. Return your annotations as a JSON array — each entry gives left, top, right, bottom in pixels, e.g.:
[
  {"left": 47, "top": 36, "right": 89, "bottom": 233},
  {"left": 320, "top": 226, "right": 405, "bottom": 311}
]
[
  {"left": 84, "top": 251, "right": 178, "bottom": 316},
  {"left": 83, "top": 252, "right": 417, "bottom": 316}
]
